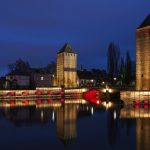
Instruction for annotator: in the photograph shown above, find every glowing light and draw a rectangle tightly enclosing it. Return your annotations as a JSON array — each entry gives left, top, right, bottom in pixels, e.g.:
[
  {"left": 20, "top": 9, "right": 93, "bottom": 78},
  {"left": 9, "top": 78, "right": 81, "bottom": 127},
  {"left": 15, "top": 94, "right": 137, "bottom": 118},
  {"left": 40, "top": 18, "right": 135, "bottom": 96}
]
[
  {"left": 113, "top": 77, "right": 117, "bottom": 81},
  {"left": 52, "top": 111, "right": 55, "bottom": 122},
  {"left": 91, "top": 107, "right": 94, "bottom": 115},
  {"left": 143, "top": 105, "right": 149, "bottom": 109},
  {"left": 97, "top": 100, "right": 100, "bottom": 104},
  {"left": 114, "top": 110, "right": 116, "bottom": 120},
  {"left": 41, "top": 111, "right": 44, "bottom": 120}
]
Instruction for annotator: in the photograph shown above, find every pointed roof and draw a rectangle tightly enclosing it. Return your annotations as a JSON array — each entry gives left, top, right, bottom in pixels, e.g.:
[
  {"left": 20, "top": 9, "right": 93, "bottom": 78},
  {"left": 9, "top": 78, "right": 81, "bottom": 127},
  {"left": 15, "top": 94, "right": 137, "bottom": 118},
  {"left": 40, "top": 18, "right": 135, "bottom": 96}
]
[
  {"left": 58, "top": 43, "right": 76, "bottom": 54},
  {"left": 138, "top": 14, "right": 150, "bottom": 29}
]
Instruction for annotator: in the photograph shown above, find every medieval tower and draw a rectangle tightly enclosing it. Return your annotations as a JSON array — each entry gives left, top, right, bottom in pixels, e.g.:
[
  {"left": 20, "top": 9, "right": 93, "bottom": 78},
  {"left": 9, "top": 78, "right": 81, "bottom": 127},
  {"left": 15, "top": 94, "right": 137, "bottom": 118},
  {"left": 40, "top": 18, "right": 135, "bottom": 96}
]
[
  {"left": 56, "top": 43, "right": 77, "bottom": 88},
  {"left": 136, "top": 14, "right": 150, "bottom": 90}
]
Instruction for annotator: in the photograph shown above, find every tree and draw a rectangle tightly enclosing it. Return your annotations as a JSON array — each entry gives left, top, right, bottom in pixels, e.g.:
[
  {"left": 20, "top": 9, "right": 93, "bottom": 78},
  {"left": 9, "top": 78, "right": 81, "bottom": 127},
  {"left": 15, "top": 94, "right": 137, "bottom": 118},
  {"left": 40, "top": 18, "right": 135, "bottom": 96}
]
[
  {"left": 45, "top": 61, "right": 56, "bottom": 74},
  {"left": 107, "top": 43, "right": 120, "bottom": 78},
  {"left": 125, "top": 51, "right": 132, "bottom": 85},
  {"left": 8, "top": 59, "right": 30, "bottom": 74},
  {"left": 119, "top": 57, "right": 125, "bottom": 85}
]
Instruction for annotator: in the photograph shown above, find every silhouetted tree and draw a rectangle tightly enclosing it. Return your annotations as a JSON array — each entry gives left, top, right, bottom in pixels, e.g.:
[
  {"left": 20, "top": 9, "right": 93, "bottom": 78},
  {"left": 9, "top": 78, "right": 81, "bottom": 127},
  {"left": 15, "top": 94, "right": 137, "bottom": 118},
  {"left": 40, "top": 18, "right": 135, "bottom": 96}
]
[
  {"left": 107, "top": 43, "right": 120, "bottom": 78},
  {"left": 8, "top": 59, "right": 30, "bottom": 74},
  {"left": 125, "top": 51, "right": 132, "bottom": 85},
  {"left": 45, "top": 61, "right": 56, "bottom": 74},
  {"left": 119, "top": 57, "right": 125, "bottom": 85}
]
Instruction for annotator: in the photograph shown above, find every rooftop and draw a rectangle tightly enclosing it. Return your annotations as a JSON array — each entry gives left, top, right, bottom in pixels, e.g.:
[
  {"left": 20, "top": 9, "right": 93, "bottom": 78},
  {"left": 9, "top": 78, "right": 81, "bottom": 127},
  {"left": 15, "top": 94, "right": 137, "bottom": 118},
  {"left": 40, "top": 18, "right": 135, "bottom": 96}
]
[
  {"left": 58, "top": 43, "right": 76, "bottom": 54},
  {"left": 138, "top": 14, "right": 150, "bottom": 29}
]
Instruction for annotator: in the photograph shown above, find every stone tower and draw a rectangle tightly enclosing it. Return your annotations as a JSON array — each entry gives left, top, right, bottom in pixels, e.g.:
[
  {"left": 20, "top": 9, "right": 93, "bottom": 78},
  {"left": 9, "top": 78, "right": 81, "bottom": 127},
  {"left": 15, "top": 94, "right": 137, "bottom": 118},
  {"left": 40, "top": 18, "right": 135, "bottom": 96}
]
[
  {"left": 56, "top": 43, "right": 77, "bottom": 88},
  {"left": 136, "top": 14, "right": 150, "bottom": 90}
]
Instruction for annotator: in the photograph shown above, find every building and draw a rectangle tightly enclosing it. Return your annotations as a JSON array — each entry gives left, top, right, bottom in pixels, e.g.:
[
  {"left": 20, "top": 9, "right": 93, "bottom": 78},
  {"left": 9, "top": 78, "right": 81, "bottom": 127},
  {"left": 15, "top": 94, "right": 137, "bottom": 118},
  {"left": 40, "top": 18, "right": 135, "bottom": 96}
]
[
  {"left": 136, "top": 14, "right": 150, "bottom": 90},
  {"left": 77, "top": 70, "right": 96, "bottom": 87},
  {"left": 56, "top": 43, "right": 77, "bottom": 88},
  {"left": 30, "top": 68, "right": 54, "bottom": 88},
  {"left": 6, "top": 72, "right": 30, "bottom": 89}
]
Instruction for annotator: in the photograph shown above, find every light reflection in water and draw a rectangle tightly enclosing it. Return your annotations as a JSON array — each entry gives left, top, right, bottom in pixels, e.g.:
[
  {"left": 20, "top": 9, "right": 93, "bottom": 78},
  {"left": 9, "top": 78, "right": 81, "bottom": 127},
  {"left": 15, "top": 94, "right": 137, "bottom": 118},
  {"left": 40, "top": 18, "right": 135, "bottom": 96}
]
[{"left": 0, "top": 98, "right": 150, "bottom": 149}]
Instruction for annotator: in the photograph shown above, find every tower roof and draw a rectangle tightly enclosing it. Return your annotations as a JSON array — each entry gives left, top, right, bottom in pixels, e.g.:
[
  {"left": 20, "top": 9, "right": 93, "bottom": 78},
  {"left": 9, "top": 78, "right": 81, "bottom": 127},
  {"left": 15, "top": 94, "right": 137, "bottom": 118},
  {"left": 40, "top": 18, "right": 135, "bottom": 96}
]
[
  {"left": 58, "top": 43, "right": 76, "bottom": 54},
  {"left": 138, "top": 14, "right": 150, "bottom": 29}
]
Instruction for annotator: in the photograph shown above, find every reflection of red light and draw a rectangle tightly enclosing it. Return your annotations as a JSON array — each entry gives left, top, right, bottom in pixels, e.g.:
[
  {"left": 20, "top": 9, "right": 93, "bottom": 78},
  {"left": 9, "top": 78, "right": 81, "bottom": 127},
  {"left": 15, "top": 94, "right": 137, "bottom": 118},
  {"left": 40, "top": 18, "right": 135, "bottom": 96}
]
[
  {"left": 36, "top": 99, "right": 42, "bottom": 104},
  {"left": 9, "top": 100, "right": 15, "bottom": 105},
  {"left": 133, "top": 104, "right": 140, "bottom": 109},
  {"left": 60, "top": 99, "right": 64, "bottom": 103},
  {"left": 22, "top": 100, "right": 29, "bottom": 105},
  {"left": 133, "top": 100, "right": 140, "bottom": 104},
  {"left": 48, "top": 99, "right": 53, "bottom": 103},
  {"left": 143, "top": 100, "right": 149, "bottom": 104},
  {"left": 59, "top": 91, "right": 64, "bottom": 95},
  {"left": 143, "top": 105, "right": 149, "bottom": 109}
]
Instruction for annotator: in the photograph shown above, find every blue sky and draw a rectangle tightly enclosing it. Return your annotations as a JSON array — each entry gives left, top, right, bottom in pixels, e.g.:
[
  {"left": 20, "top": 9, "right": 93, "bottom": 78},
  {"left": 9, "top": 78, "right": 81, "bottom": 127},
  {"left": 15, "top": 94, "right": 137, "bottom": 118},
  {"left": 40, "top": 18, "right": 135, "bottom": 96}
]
[{"left": 0, "top": 0, "right": 150, "bottom": 76}]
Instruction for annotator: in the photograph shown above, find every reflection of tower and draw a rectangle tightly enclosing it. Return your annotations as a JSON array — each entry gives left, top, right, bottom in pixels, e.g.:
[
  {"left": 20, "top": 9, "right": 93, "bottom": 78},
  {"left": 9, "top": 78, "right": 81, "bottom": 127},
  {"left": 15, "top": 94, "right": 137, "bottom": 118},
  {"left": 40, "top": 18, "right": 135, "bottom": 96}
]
[
  {"left": 136, "top": 119, "right": 150, "bottom": 150},
  {"left": 56, "top": 104, "right": 77, "bottom": 145},
  {"left": 136, "top": 14, "right": 150, "bottom": 90},
  {"left": 56, "top": 43, "right": 77, "bottom": 88}
]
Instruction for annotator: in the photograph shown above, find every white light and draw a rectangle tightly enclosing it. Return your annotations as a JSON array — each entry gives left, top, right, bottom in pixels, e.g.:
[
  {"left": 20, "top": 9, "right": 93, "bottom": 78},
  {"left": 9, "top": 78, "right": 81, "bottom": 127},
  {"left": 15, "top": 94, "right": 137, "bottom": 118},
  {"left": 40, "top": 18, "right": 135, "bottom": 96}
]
[
  {"left": 52, "top": 111, "right": 55, "bottom": 122},
  {"left": 91, "top": 80, "right": 94, "bottom": 83},
  {"left": 114, "top": 110, "right": 116, "bottom": 120},
  {"left": 41, "top": 77, "right": 44, "bottom": 80},
  {"left": 41, "top": 111, "right": 44, "bottom": 120},
  {"left": 91, "top": 107, "right": 94, "bottom": 115},
  {"left": 102, "top": 81, "right": 105, "bottom": 84},
  {"left": 86, "top": 106, "right": 89, "bottom": 111},
  {"left": 113, "top": 77, "right": 117, "bottom": 81}
]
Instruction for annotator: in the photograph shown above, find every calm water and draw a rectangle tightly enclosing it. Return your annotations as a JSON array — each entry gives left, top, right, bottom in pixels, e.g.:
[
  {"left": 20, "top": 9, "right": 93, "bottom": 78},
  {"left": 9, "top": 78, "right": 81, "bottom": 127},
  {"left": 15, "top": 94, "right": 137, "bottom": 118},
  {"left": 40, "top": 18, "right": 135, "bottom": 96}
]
[{"left": 0, "top": 100, "right": 149, "bottom": 150}]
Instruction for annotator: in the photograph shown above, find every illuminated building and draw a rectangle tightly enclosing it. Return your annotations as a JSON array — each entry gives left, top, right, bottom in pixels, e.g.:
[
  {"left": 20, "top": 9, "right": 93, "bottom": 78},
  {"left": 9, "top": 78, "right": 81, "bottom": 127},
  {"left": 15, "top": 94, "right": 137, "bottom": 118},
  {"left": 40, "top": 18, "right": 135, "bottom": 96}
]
[
  {"left": 56, "top": 43, "right": 77, "bottom": 88},
  {"left": 136, "top": 14, "right": 150, "bottom": 90}
]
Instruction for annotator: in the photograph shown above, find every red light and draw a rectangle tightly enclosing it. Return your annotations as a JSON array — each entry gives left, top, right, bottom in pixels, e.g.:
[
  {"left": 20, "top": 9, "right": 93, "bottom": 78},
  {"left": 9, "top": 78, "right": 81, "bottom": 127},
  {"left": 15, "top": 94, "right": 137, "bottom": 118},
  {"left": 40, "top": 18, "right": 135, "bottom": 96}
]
[
  {"left": 35, "top": 91, "right": 42, "bottom": 95},
  {"left": 133, "top": 100, "right": 140, "bottom": 104},
  {"left": 22, "top": 100, "right": 29, "bottom": 105},
  {"left": 143, "top": 105, "right": 149, "bottom": 109},
  {"left": 36, "top": 99, "right": 42, "bottom": 104},
  {"left": 133, "top": 104, "right": 140, "bottom": 109},
  {"left": 47, "top": 91, "right": 53, "bottom": 95},
  {"left": 9, "top": 100, "right": 15, "bottom": 105},
  {"left": 60, "top": 99, "right": 64, "bottom": 103},
  {"left": 8, "top": 92, "right": 15, "bottom": 96},
  {"left": 59, "top": 91, "right": 64, "bottom": 95},
  {"left": 143, "top": 100, "right": 149, "bottom": 104},
  {"left": 48, "top": 99, "right": 53, "bottom": 103},
  {"left": 22, "top": 91, "right": 29, "bottom": 95}
]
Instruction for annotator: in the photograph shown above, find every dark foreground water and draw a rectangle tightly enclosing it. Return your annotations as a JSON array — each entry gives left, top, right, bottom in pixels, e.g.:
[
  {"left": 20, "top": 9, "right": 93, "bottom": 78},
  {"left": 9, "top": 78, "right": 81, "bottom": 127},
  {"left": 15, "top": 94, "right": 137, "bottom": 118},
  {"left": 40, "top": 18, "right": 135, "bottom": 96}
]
[{"left": 0, "top": 100, "right": 149, "bottom": 150}]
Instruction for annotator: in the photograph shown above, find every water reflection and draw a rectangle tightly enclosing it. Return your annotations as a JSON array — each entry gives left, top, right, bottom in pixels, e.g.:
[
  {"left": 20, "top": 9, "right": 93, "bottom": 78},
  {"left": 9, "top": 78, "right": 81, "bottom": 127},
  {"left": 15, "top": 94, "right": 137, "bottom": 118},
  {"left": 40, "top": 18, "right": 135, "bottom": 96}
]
[
  {"left": 56, "top": 104, "right": 77, "bottom": 145},
  {"left": 0, "top": 99, "right": 149, "bottom": 150},
  {"left": 120, "top": 105, "right": 150, "bottom": 150}
]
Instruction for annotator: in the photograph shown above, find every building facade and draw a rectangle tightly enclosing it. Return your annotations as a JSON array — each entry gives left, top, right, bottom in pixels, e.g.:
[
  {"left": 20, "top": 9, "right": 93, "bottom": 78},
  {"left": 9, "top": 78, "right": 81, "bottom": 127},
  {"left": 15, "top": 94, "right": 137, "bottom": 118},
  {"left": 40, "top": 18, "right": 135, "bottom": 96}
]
[
  {"left": 56, "top": 43, "right": 77, "bottom": 88},
  {"left": 136, "top": 14, "right": 150, "bottom": 90}
]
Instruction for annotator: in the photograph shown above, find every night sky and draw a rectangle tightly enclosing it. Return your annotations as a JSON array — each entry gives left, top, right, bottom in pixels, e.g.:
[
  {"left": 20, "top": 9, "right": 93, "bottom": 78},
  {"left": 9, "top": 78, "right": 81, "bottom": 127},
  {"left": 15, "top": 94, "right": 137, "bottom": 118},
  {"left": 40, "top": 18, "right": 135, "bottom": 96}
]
[{"left": 0, "top": 0, "right": 150, "bottom": 76}]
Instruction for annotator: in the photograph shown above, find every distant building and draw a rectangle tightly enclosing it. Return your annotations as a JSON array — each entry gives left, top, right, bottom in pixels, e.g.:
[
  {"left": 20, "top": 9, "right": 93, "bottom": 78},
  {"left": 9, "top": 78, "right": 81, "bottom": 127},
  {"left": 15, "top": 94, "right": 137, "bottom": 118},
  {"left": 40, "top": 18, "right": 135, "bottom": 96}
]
[
  {"left": 77, "top": 70, "right": 96, "bottom": 87},
  {"left": 136, "top": 14, "right": 150, "bottom": 90},
  {"left": 6, "top": 72, "right": 30, "bottom": 89},
  {"left": 30, "top": 68, "right": 54, "bottom": 88},
  {"left": 56, "top": 43, "right": 77, "bottom": 88}
]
